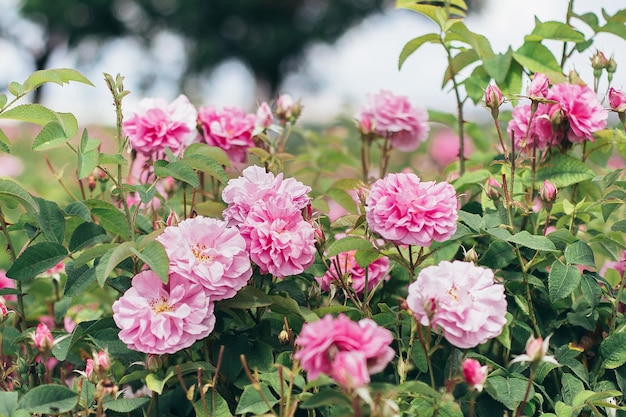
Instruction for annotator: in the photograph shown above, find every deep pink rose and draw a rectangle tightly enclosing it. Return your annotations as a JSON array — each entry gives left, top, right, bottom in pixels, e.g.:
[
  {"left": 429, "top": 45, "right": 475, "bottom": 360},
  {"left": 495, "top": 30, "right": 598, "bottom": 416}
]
[
  {"left": 198, "top": 105, "right": 256, "bottom": 163},
  {"left": 157, "top": 216, "right": 252, "bottom": 301},
  {"left": 112, "top": 270, "right": 216, "bottom": 355},
  {"left": 527, "top": 73, "right": 549, "bottom": 100},
  {"left": 462, "top": 358, "right": 487, "bottom": 392},
  {"left": 357, "top": 90, "right": 429, "bottom": 151},
  {"left": 0, "top": 270, "right": 16, "bottom": 303},
  {"left": 508, "top": 103, "right": 558, "bottom": 152},
  {"left": 609, "top": 87, "right": 626, "bottom": 113},
  {"left": 316, "top": 249, "right": 389, "bottom": 296},
  {"left": 547, "top": 83, "right": 607, "bottom": 143},
  {"left": 222, "top": 165, "right": 311, "bottom": 227},
  {"left": 240, "top": 195, "right": 316, "bottom": 278},
  {"left": 294, "top": 314, "right": 394, "bottom": 388},
  {"left": 406, "top": 261, "right": 507, "bottom": 349},
  {"left": 123, "top": 95, "right": 198, "bottom": 156},
  {"left": 365, "top": 173, "right": 458, "bottom": 246}
]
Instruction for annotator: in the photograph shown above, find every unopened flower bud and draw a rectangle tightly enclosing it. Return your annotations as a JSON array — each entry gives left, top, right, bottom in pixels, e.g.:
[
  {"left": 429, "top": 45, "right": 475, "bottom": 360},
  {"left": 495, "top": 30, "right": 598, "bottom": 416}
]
[
  {"left": 608, "top": 87, "right": 626, "bottom": 113},
  {"left": 146, "top": 354, "right": 163, "bottom": 372},
  {"left": 462, "top": 358, "right": 487, "bottom": 392},
  {"left": 486, "top": 177, "right": 502, "bottom": 201},
  {"left": 485, "top": 84, "right": 504, "bottom": 115},
  {"left": 33, "top": 323, "right": 54, "bottom": 352},
  {"left": 278, "top": 329, "right": 290, "bottom": 345},
  {"left": 88, "top": 173, "right": 97, "bottom": 192},
  {"left": 591, "top": 50, "right": 609, "bottom": 70},
  {"left": 607, "top": 57, "right": 617, "bottom": 74},
  {"left": 357, "top": 114, "right": 375, "bottom": 135},
  {"left": 166, "top": 211, "right": 179, "bottom": 227},
  {"left": 527, "top": 72, "right": 549, "bottom": 100},
  {"left": 276, "top": 94, "right": 302, "bottom": 124},
  {"left": 93, "top": 350, "right": 111, "bottom": 376},
  {"left": 464, "top": 247, "right": 479, "bottom": 263},
  {"left": 255, "top": 102, "right": 273, "bottom": 129},
  {"left": 539, "top": 180, "right": 557, "bottom": 204},
  {"left": 0, "top": 302, "right": 10, "bottom": 323}
]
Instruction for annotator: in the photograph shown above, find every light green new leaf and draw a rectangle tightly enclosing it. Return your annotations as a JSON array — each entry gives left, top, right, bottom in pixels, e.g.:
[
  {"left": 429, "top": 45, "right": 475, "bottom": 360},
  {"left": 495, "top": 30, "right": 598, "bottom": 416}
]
[
  {"left": 483, "top": 48, "right": 513, "bottom": 84},
  {"left": 327, "top": 236, "right": 374, "bottom": 258},
  {"left": 77, "top": 129, "right": 101, "bottom": 179},
  {"left": 235, "top": 383, "right": 278, "bottom": 415},
  {"left": 526, "top": 20, "right": 586, "bottom": 43},
  {"left": 513, "top": 42, "right": 565, "bottom": 82},
  {"left": 53, "top": 68, "right": 95, "bottom": 86},
  {"left": 398, "top": 33, "right": 441, "bottom": 70},
  {"left": 184, "top": 143, "right": 231, "bottom": 167},
  {"left": 18, "top": 385, "right": 78, "bottom": 414},
  {"left": 599, "top": 22, "right": 626, "bottom": 41},
  {"left": 6, "top": 242, "right": 67, "bottom": 281},
  {"left": 32, "top": 122, "right": 69, "bottom": 151},
  {"left": 130, "top": 240, "right": 169, "bottom": 283},
  {"left": 0, "top": 128, "right": 10, "bottom": 153},
  {"left": 153, "top": 160, "right": 200, "bottom": 187},
  {"left": 564, "top": 241, "right": 595, "bottom": 267},
  {"left": 548, "top": 260, "right": 582, "bottom": 302},
  {"left": 443, "top": 49, "right": 479, "bottom": 87},
  {"left": 507, "top": 231, "right": 558, "bottom": 252},
  {"left": 0, "top": 178, "right": 39, "bottom": 214},
  {"left": 0, "top": 103, "right": 58, "bottom": 125}
]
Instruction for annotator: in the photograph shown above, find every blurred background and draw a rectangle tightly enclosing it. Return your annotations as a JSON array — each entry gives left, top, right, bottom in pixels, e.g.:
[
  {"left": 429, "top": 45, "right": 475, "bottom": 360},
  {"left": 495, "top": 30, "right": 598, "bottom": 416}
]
[{"left": 0, "top": 0, "right": 624, "bottom": 125}]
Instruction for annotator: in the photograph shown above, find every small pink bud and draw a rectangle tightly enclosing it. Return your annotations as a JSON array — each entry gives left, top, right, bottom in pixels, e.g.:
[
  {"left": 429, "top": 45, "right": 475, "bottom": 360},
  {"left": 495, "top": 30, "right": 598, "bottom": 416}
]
[
  {"left": 525, "top": 337, "right": 545, "bottom": 362},
  {"left": 166, "top": 211, "right": 180, "bottom": 227},
  {"left": 255, "top": 102, "right": 273, "bottom": 129},
  {"left": 93, "top": 350, "right": 111, "bottom": 376},
  {"left": 276, "top": 94, "right": 302, "bottom": 123},
  {"left": 0, "top": 302, "right": 8, "bottom": 323},
  {"left": 609, "top": 88, "right": 626, "bottom": 113},
  {"left": 485, "top": 84, "right": 504, "bottom": 110},
  {"left": 33, "top": 323, "right": 54, "bottom": 352},
  {"left": 486, "top": 177, "right": 502, "bottom": 201},
  {"left": 591, "top": 50, "right": 609, "bottom": 70},
  {"left": 540, "top": 180, "right": 557, "bottom": 204},
  {"left": 462, "top": 358, "right": 488, "bottom": 392},
  {"left": 357, "top": 114, "right": 374, "bottom": 135},
  {"left": 527, "top": 73, "right": 549, "bottom": 100},
  {"left": 85, "top": 358, "right": 95, "bottom": 381}
]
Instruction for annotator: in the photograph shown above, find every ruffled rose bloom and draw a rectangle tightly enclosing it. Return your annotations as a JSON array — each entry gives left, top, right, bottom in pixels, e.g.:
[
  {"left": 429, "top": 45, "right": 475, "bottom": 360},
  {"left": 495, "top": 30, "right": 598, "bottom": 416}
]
[
  {"left": 112, "top": 270, "right": 216, "bottom": 355},
  {"left": 527, "top": 72, "right": 549, "bottom": 100},
  {"left": 608, "top": 87, "right": 626, "bottom": 113},
  {"left": 356, "top": 90, "right": 429, "bottom": 152},
  {"left": 157, "top": 216, "right": 252, "bottom": 301},
  {"left": 255, "top": 102, "right": 273, "bottom": 129},
  {"left": 546, "top": 83, "right": 607, "bottom": 143},
  {"left": 198, "top": 106, "right": 256, "bottom": 163},
  {"left": 462, "top": 358, "right": 488, "bottom": 392},
  {"left": 240, "top": 195, "right": 316, "bottom": 278},
  {"left": 365, "top": 173, "right": 458, "bottom": 246},
  {"left": 406, "top": 261, "right": 507, "bottom": 349},
  {"left": 222, "top": 165, "right": 311, "bottom": 227},
  {"left": 508, "top": 103, "right": 557, "bottom": 152},
  {"left": 294, "top": 314, "right": 394, "bottom": 388},
  {"left": 316, "top": 250, "right": 389, "bottom": 296},
  {"left": 428, "top": 128, "right": 473, "bottom": 168},
  {"left": 123, "top": 95, "right": 198, "bottom": 156}
]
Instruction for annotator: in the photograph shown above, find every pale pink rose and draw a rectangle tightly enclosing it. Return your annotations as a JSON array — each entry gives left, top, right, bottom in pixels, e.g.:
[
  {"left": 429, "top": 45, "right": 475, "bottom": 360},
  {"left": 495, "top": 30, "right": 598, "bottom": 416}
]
[
  {"left": 357, "top": 90, "right": 429, "bottom": 152},
  {"left": 222, "top": 165, "right": 311, "bottom": 227},
  {"left": 547, "top": 83, "right": 607, "bottom": 143},
  {"left": 510, "top": 335, "right": 558, "bottom": 365},
  {"left": 198, "top": 105, "right": 256, "bottom": 163},
  {"left": 123, "top": 95, "right": 198, "bottom": 156},
  {"left": 0, "top": 154, "right": 24, "bottom": 177},
  {"left": 240, "top": 195, "right": 316, "bottom": 277},
  {"left": 316, "top": 250, "right": 389, "bottom": 296},
  {"left": 527, "top": 73, "right": 550, "bottom": 100},
  {"left": 157, "top": 216, "right": 252, "bottom": 301},
  {"left": 609, "top": 87, "right": 626, "bottom": 113},
  {"left": 294, "top": 314, "right": 394, "bottom": 388},
  {"left": 92, "top": 350, "right": 111, "bottom": 376},
  {"left": 0, "top": 270, "right": 16, "bottom": 303},
  {"left": 84, "top": 359, "right": 94, "bottom": 380},
  {"left": 112, "top": 270, "right": 216, "bottom": 355},
  {"left": 508, "top": 103, "right": 558, "bottom": 152},
  {"left": 255, "top": 102, "right": 273, "bottom": 129},
  {"left": 406, "top": 261, "right": 507, "bottom": 349},
  {"left": 428, "top": 128, "right": 473, "bottom": 168},
  {"left": 365, "top": 173, "right": 458, "bottom": 246},
  {"left": 462, "top": 358, "right": 488, "bottom": 392},
  {"left": 33, "top": 322, "right": 54, "bottom": 352}
]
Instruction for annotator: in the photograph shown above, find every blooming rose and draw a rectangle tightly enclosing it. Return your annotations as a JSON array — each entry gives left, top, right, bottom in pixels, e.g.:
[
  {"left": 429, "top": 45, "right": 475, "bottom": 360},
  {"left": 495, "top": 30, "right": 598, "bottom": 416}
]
[
  {"left": 546, "top": 83, "right": 607, "bottom": 143},
  {"left": 198, "top": 105, "right": 256, "bottom": 163},
  {"left": 406, "top": 261, "right": 507, "bottom": 349},
  {"left": 222, "top": 165, "right": 311, "bottom": 227},
  {"left": 316, "top": 249, "right": 389, "bottom": 296},
  {"left": 357, "top": 90, "right": 429, "bottom": 151},
  {"left": 462, "top": 358, "right": 488, "bottom": 392},
  {"left": 112, "top": 270, "right": 216, "bottom": 355},
  {"left": 157, "top": 216, "right": 252, "bottom": 301},
  {"left": 608, "top": 87, "right": 626, "bottom": 113},
  {"left": 365, "top": 173, "right": 458, "bottom": 246},
  {"left": 508, "top": 103, "right": 557, "bottom": 152},
  {"left": 527, "top": 72, "right": 549, "bottom": 100},
  {"left": 255, "top": 101, "right": 273, "bottom": 129},
  {"left": 294, "top": 314, "right": 394, "bottom": 388},
  {"left": 123, "top": 95, "right": 198, "bottom": 156},
  {"left": 239, "top": 194, "right": 316, "bottom": 278},
  {"left": 428, "top": 128, "right": 473, "bottom": 168}
]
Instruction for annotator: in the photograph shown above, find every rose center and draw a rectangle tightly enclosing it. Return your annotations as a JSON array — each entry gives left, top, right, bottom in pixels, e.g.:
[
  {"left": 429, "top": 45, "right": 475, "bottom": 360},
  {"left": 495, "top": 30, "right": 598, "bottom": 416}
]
[
  {"left": 150, "top": 297, "right": 173, "bottom": 315},
  {"left": 191, "top": 244, "right": 211, "bottom": 263}
]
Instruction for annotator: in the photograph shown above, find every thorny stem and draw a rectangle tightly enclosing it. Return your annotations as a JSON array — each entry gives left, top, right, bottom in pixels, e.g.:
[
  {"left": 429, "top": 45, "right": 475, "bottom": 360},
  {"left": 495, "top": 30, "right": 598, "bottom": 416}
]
[{"left": 443, "top": 37, "right": 467, "bottom": 177}]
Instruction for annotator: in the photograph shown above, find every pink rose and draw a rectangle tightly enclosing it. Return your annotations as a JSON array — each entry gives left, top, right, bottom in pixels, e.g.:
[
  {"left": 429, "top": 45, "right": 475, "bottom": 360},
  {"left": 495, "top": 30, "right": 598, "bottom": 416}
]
[
  {"left": 112, "top": 270, "right": 216, "bottom": 355},
  {"left": 547, "top": 83, "right": 607, "bottom": 143},
  {"left": 365, "top": 173, "right": 458, "bottom": 246},
  {"left": 428, "top": 128, "right": 473, "bottom": 168},
  {"left": 462, "top": 358, "right": 488, "bottom": 392},
  {"left": 357, "top": 90, "right": 429, "bottom": 152},
  {"left": 198, "top": 105, "right": 256, "bottom": 163},
  {"left": 316, "top": 249, "right": 389, "bottom": 296},
  {"left": 539, "top": 180, "right": 557, "bottom": 204},
  {"left": 406, "top": 261, "right": 507, "bottom": 349},
  {"left": 609, "top": 87, "right": 626, "bottom": 113},
  {"left": 508, "top": 103, "right": 558, "bottom": 152},
  {"left": 123, "top": 95, "right": 198, "bottom": 156},
  {"left": 33, "top": 322, "right": 54, "bottom": 352},
  {"left": 0, "top": 270, "right": 16, "bottom": 303},
  {"left": 255, "top": 101, "right": 273, "bottom": 129},
  {"left": 527, "top": 73, "right": 549, "bottom": 100},
  {"left": 294, "top": 314, "right": 394, "bottom": 388},
  {"left": 484, "top": 84, "right": 504, "bottom": 110},
  {"left": 157, "top": 216, "right": 252, "bottom": 301}
]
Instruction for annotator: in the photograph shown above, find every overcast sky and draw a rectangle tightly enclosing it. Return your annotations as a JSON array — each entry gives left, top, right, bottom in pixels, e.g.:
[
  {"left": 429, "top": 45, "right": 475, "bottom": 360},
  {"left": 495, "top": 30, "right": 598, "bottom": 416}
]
[{"left": 1, "top": 0, "right": 624, "bottom": 125}]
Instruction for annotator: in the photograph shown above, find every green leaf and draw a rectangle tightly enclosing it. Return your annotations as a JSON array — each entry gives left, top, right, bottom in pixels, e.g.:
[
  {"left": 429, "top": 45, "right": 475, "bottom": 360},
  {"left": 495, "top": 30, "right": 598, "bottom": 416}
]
[
  {"left": 85, "top": 199, "right": 132, "bottom": 240},
  {"left": 443, "top": 49, "right": 479, "bottom": 86},
  {"left": 98, "top": 153, "right": 127, "bottom": 166},
  {"left": 35, "top": 197, "right": 66, "bottom": 243},
  {"left": 63, "top": 262, "right": 97, "bottom": 298},
  {"left": 398, "top": 33, "right": 441, "bottom": 70},
  {"left": 598, "top": 22, "right": 626, "bottom": 41},
  {"left": 235, "top": 383, "right": 278, "bottom": 415},
  {"left": 326, "top": 188, "right": 358, "bottom": 214},
  {"left": 0, "top": 104, "right": 58, "bottom": 125},
  {"left": 561, "top": 373, "right": 585, "bottom": 405},
  {"left": 103, "top": 397, "right": 150, "bottom": 412},
  {"left": 95, "top": 242, "right": 137, "bottom": 286},
  {"left": 8, "top": 82, "right": 25, "bottom": 97},
  {"left": 526, "top": 20, "right": 585, "bottom": 43},
  {"left": 217, "top": 286, "right": 272, "bottom": 309},
  {"left": 453, "top": 169, "right": 490, "bottom": 191},
  {"left": 194, "top": 392, "right": 232, "bottom": 417},
  {"left": 464, "top": 65, "right": 490, "bottom": 104},
  {"left": 72, "top": 243, "right": 118, "bottom": 268},
  {"left": 535, "top": 153, "right": 595, "bottom": 188},
  {"left": 485, "top": 375, "right": 532, "bottom": 410},
  {"left": 77, "top": 129, "right": 100, "bottom": 179},
  {"left": 184, "top": 143, "right": 231, "bottom": 167},
  {"left": 181, "top": 153, "right": 228, "bottom": 184},
  {"left": 68, "top": 222, "right": 109, "bottom": 253},
  {"left": 64, "top": 201, "right": 91, "bottom": 222},
  {"left": 483, "top": 49, "right": 513, "bottom": 84},
  {"left": 300, "top": 390, "right": 352, "bottom": 409},
  {"left": 355, "top": 248, "right": 383, "bottom": 268},
  {"left": 548, "top": 260, "right": 582, "bottom": 302},
  {"left": 18, "top": 385, "right": 78, "bottom": 414},
  {"left": 130, "top": 240, "right": 169, "bottom": 283},
  {"left": 327, "top": 236, "right": 373, "bottom": 258},
  {"left": 6, "top": 242, "right": 67, "bottom": 281},
  {"left": 270, "top": 295, "right": 318, "bottom": 322},
  {"left": 145, "top": 369, "right": 174, "bottom": 395},
  {"left": 0, "top": 178, "right": 39, "bottom": 214},
  {"left": 507, "top": 231, "right": 558, "bottom": 252},
  {"left": 612, "top": 220, "right": 626, "bottom": 233},
  {"left": 601, "top": 332, "right": 626, "bottom": 369},
  {"left": 153, "top": 160, "right": 199, "bottom": 187},
  {"left": 564, "top": 241, "right": 595, "bottom": 267},
  {"left": 52, "top": 68, "right": 95, "bottom": 86},
  {"left": 0, "top": 391, "right": 18, "bottom": 417},
  {"left": 0, "top": 128, "right": 10, "bottom": 153},
  {"left": 32, "top": 122, "right": 70, "bottom": 151},
  {"left": 513, "top": 42, "right": 565, "bottom": 81}
]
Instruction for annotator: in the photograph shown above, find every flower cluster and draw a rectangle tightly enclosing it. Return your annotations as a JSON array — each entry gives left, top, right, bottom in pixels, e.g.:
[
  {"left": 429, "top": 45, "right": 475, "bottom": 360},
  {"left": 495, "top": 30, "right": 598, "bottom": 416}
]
[
  {"left": 406, "top": 261, "right": 507, "bottom": 349},
  {"left": 508, "top": 75, "right": 608, "bottom": 152},
  {"left": 365, "top": 172, "right": 458, "bottom": 246},
  {"left": 223, "top": 165, "right": 316, "bottom": 277},
  {"left": 294, "top": 314, "right": 394, "bottom": 388},
  {"left": 356, "top": 90, "right": 429, "bottom": 151}
]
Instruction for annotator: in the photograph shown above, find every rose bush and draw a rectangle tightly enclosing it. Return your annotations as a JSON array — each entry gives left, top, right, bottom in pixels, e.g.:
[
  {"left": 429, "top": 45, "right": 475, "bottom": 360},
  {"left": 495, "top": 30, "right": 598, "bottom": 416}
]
[{"left": 1, "top": 1, "right": 626, "bottom": 416}]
